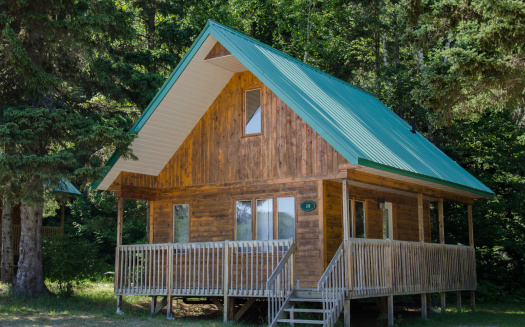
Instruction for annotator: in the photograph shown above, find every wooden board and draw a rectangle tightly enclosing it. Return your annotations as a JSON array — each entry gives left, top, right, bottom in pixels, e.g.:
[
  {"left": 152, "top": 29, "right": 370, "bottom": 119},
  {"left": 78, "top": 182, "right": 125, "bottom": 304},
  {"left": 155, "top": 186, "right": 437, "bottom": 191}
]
[
  {"left": 322, "top": 180, "right": 343, "bottom": 267},
  {"left": 205, "top": 42, "right": 231, "bottom": 60},
  {"left": 113, "top": 71, "right": 349, "bottom": 190},
  {"left": 151, "top": 180, "right": 323, "bottom": 288}
]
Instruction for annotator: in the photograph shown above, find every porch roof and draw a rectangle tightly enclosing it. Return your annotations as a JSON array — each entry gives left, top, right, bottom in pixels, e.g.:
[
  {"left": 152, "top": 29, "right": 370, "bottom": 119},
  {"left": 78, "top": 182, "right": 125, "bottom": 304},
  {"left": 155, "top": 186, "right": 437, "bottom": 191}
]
[{"left": 93, "top": 20, "right": 493, "bottom": 198}]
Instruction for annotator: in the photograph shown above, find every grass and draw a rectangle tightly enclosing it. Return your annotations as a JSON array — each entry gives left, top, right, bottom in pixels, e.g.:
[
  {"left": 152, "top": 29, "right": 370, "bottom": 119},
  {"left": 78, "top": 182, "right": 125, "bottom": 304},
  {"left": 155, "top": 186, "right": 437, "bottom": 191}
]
[
  {"left": 397, "top": 301, "right": 525, "bottom": 327},
  {"left": 0, "top": 280, "right": 262, "bottom": 327},
  {"left": 1, "top": 281, "right": 523, "bottom": 327}
]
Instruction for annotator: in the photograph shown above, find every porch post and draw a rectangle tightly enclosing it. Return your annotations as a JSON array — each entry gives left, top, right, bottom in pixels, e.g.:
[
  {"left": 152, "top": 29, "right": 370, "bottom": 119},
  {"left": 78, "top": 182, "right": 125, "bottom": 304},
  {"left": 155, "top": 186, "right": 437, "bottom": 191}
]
[
  {"left": 438, "top": 198, "right": 446, "bottom": 312},
  {"left": 116, "top": 197, "right": 124, "bottom": 315},
  {"left": 60, "top": 200, "right": 65, "bottom": 236},
  {"left": 418, "top": 193, "right": 427, "bottom": 320},
  {"left": 468, "top": 204, "right": 475, "bottom": 312},
  {"left": 342, "top": 179, "right": 349, "bottom": 242}
]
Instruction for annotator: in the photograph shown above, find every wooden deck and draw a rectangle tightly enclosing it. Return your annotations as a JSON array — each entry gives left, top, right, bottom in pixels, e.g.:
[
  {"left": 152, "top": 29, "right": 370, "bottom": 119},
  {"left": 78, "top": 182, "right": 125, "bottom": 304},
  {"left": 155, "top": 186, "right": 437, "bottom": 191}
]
[
  {"left": 347, "top": 238, "right": 476, "bottom": 298},
  {"left": 114, "top": 239, "right": 294, "bottom": 297},
  {"left": 115, "top": 238, "right": 475, "bottom": 299}
]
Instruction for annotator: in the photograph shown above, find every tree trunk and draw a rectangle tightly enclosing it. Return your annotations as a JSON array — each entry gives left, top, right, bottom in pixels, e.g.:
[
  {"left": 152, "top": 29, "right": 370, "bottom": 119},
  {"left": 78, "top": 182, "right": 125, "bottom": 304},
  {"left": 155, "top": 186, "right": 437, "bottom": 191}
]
[
  {"left": 1, "top": 204, "right": 14, "bottom": 283},
  {"left": 12, "top": 203, "right": 49, "bottom": 297}
]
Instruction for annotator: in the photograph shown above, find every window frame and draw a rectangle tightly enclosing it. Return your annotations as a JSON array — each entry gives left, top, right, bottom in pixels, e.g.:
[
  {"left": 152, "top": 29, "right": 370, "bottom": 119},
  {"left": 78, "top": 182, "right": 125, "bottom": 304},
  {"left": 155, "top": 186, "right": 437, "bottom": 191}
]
[
  {"left": 243, "top": 87, "right": 263, "bottom": 137},
  {"left": 234, "top": 194, "right": 297, "bottom": 241}
]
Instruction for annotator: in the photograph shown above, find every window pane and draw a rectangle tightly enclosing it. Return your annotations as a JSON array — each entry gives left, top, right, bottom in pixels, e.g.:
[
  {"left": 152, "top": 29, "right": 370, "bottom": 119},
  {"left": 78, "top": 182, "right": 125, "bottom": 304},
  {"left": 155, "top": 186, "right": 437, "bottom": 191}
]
[
  {"left": 278, "top": 197, "right": 295, "bottom": 239},
  {"left": 173, "top": 204, "right": 189, "bottom": 243},
  {"left": 355, "top": 201, "right": 365, "bottom": 238},
  {"left": 245, "top": 89, "right": 261, "bottom": 134},
  {"left": 256, "top": 199, "right": 273, "bottom": 240},
  {"left": 236, "top": 200, "right": 252, "bottom": 241}
]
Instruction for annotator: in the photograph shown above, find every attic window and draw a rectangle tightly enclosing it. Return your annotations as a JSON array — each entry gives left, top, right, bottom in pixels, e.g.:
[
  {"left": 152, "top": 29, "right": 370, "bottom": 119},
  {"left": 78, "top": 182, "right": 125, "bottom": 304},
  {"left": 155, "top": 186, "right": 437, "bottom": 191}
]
[{"left": 245, "top": 89, "right": 261, "bottom": 134}]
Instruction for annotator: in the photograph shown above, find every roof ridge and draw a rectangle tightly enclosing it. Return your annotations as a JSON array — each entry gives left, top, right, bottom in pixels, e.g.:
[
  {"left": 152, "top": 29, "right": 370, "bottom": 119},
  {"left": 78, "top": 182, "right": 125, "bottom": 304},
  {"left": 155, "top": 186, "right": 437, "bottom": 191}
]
[{"left": 207, "top": 20, "right": 377, "bottom": 98}]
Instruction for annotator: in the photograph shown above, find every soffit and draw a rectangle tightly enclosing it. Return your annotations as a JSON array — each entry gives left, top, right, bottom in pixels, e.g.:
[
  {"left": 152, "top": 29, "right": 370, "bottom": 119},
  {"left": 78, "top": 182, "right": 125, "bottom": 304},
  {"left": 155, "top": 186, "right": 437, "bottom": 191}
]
[{"left": 96, "top": 35, "right": 232, "bottom": 190}]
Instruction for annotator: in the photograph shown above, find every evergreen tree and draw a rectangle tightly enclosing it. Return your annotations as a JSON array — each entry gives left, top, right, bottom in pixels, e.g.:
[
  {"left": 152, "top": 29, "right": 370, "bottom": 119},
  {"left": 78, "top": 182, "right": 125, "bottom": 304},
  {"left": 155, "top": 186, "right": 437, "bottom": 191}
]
[{"left": 0, "top": 0, "right": 135, "bottom": 296}]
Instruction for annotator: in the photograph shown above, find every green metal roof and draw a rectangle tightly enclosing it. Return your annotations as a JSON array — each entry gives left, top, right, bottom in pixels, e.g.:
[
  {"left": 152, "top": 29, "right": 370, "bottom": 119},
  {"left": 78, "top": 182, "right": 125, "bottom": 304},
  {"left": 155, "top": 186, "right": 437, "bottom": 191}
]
[
  {"left": 95, "top": 20, "right": 493, "bottom": 197},
  {"left": 55, "top": 180, "right": 81, "bottom": 195}
]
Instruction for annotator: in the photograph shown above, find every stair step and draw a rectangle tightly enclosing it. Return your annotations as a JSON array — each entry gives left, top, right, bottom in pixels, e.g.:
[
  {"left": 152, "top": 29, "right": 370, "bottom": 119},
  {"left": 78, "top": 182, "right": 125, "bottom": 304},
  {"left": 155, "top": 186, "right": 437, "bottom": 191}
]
[
  {"left": 284, "top": 308, "right": 326, "bottom": 314},
  {"left": 277, "top": 318, "right": 325, "bottom": 324},
  {"left": 289, "top": 297, "right": 323, "bottom": 303},
  {"left": 293, "top": 289, "right": 323, "bottom": 298}
]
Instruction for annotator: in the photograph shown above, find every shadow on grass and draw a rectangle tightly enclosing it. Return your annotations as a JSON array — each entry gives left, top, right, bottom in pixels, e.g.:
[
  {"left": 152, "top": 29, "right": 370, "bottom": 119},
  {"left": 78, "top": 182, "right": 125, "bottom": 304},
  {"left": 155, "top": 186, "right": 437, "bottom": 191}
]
[{"left": 0, "top": 281, "right": 263, "bottom": 327}]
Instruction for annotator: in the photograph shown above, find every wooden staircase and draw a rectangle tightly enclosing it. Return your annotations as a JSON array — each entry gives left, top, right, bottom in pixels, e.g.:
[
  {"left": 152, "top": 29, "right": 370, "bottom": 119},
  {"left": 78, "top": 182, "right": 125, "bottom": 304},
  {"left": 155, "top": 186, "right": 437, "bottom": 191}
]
[
  {"left": 267, "top": 241, "right": 347, "bottom": 327},
  {"left": 274, "top": 288, "right": 329, "bottom": 325}
]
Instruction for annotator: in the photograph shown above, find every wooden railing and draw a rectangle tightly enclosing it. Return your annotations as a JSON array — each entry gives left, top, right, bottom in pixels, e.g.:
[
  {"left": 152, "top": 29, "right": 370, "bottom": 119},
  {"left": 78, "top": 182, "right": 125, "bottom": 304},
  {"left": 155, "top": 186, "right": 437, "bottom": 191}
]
[
  {"left": 266, "top": 243, "right": 296, "bottom": 327},
  {"left": 115, "top": 239, "right": 294, "bottom": 297},
  {"left": 318, "top": 241, "right": 347, "bottom": 327},
  {"left": 4, "top": 225, "right": 62, "bottom": 256},
  {"left": 42, "top": 226, "right": 62, "bottom": 238},
  {"left": 348, "top": 238, "right": 476, "bottom": 299}
]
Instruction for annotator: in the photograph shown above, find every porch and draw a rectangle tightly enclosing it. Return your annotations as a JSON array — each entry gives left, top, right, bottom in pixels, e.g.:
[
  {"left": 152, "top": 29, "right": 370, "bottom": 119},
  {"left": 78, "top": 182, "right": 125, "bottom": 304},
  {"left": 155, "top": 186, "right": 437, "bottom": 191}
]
[{"left": 115, "top": 237, "right": 475, "bottom": 325}]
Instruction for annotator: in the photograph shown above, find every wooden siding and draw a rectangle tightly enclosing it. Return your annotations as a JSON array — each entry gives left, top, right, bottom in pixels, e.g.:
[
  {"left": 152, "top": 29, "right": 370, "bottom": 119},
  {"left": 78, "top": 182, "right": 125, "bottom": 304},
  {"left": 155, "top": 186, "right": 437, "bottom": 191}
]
[
  {"left": 323, "top": 181, "right": 343, "bottom": 268},
  {"left": 114, "top": 71, "right": 348, "bottom": 190},
  {"left": 205, "top": 41, "right": 231, "bottom": 60},
  {"left": 150, "top": 181, "right": 323, "bottom": 288},
  {"left": 324, "top": 183, "right": 433, "bottom": 266}
]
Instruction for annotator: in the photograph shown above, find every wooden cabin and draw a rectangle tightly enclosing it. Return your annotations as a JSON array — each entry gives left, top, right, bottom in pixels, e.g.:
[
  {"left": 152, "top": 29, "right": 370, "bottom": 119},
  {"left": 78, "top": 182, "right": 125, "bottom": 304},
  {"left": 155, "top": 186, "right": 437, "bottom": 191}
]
[
  {"left": 93, "top": 20, "right": 493, "bottom": 326},
  {"left": 0, "top": 180, "right": 80, "bottom": 264}
]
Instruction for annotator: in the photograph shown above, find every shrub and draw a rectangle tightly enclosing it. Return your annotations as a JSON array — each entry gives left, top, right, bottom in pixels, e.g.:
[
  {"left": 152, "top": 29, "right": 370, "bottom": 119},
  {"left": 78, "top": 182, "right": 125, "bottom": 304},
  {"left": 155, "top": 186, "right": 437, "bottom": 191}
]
[{"left": 43, "top": 235, "right": 103, "bottom": 296}]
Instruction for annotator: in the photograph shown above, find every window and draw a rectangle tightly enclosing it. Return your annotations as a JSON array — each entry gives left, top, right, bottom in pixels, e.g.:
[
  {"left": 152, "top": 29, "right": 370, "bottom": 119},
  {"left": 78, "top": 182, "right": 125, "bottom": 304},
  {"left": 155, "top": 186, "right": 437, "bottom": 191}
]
[
  {"left": 173, "top": 204, "right": 189, "bottom": 243},
  {"left": 350, "top": 200, "right": 366, "bottom": 238},
  {"left": 277, "top": 197, "right": 295, "bottom": 239},
  {"left": 235, "top": 196, "right": 295, "bottom": 241},
  {"left": 236, "top": 200, "right": 252, "bottom": 241},
  {"left": 245, "top": 89, "right": 261, "bottom": 134},
  {"left": 256, "top": 199, "right": 273, "bottom": 240},
  {"left": 381, "top": 202, "right": 393, "bottom": 239}
]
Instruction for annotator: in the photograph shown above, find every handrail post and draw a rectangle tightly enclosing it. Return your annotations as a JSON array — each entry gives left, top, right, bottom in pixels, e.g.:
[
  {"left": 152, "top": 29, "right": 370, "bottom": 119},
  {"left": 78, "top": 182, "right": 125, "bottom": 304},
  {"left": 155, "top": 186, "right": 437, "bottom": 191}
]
[
  {"left": 223, "top": 240, "right": 229, "bottom": 323},
  {"left": 290, "top": 238, "right": 295, "bottom": 290},
  {"left": 166, "top": 245, "right": 174, "bottom": 319}
]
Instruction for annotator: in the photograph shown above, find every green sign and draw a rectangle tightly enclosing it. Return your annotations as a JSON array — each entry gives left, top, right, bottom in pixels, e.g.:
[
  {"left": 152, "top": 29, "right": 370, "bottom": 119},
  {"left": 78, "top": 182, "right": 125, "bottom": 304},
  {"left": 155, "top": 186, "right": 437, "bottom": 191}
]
[{"left": 300, "top": 200, "right": 316, "bottom": 212}]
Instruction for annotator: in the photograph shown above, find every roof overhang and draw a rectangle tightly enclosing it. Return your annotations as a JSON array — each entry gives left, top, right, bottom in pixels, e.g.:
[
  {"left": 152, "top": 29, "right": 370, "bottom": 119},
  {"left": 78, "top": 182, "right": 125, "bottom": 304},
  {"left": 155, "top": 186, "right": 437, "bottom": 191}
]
[
  {"left": 94, "top": 20, "right": 493, "bottom": 200},
  {"left": 94, "top": 32, "right": 236, "bottom": 190}
]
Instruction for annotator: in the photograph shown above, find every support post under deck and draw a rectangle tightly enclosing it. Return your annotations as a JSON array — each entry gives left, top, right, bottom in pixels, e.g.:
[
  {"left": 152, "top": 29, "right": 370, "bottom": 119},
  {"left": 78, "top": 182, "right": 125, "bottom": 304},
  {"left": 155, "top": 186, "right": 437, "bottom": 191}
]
[
  {"left": 344, "top": 299, "right": 350, "bottom": 327},
  {"left": 387, "top": 295, "right": 394, "bottom": 326}
]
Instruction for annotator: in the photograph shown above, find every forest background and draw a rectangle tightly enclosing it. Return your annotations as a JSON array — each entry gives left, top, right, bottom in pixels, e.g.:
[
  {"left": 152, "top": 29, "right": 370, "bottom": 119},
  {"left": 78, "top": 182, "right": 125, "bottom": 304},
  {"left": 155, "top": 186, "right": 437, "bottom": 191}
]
[{"left": 0, "top": 0, "right": 524, "bottom": 299}]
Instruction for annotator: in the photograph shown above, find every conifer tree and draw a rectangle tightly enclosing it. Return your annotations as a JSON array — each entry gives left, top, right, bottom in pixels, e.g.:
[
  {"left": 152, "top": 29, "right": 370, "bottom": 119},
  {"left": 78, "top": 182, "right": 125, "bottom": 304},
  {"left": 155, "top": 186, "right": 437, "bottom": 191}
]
[{"left": 0, "top": 0, "right": 136, "bottom": 296}]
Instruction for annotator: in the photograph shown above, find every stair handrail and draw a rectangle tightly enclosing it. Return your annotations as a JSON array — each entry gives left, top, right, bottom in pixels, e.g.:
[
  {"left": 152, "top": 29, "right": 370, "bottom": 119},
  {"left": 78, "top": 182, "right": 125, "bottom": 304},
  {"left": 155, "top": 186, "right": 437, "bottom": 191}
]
[
  {"left": 266, "top": 240, "right": 296, "bottom": 327},
  {"left": 317, "top": 240, "right": 347, "bottom": 327}
]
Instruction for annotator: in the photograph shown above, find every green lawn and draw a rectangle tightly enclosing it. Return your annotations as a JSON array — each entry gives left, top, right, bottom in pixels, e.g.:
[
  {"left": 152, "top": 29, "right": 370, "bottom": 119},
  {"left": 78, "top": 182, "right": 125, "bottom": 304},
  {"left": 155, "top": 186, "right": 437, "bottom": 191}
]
[
  {"left": 1, "top": 281, "right": 523, "bottom": 327},
  {"left": 397, "top": 302, "right": 525, "bottom": 327},
  {"left": 0, "top": 281, "right": 259, "bottom": 327}
]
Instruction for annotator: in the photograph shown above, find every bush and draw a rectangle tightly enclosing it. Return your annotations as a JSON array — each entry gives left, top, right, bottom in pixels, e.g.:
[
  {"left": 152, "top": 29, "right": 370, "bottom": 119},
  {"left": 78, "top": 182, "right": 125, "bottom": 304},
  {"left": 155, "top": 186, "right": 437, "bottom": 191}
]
[{"left": 43, "top": 235, "right": 103, "bottom": 296}]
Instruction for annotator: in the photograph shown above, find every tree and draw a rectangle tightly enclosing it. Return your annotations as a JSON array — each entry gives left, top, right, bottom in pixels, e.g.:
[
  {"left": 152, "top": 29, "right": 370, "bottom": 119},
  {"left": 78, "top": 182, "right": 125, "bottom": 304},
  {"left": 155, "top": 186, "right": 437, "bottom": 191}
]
[
  {"left": 433, "top": 109, "right": 525, "bottom": 293},
  {"left": 404, "top": 0, "right": 525, "bottom": 118},
  {"left": 0, "top": 0, "right": 136, "bottom": 296},
  {"left": 1, "top": 203, "right": 14, "bottom": 283}
]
